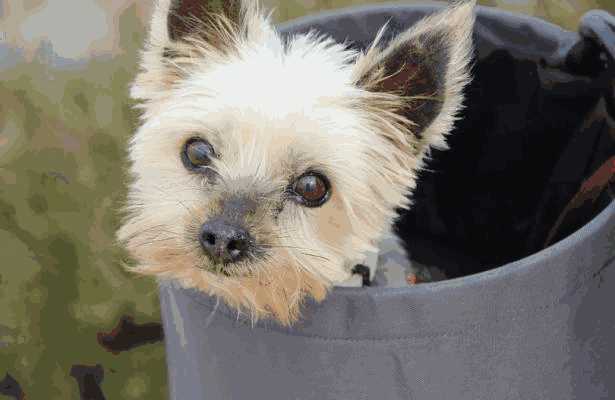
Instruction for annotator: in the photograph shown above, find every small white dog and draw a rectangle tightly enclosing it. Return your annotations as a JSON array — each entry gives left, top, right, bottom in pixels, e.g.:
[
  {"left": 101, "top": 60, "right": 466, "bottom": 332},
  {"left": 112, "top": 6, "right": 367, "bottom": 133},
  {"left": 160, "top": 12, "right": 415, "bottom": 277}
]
[{"left": 118, "top": 0, "right": 475, "bottom": 325}]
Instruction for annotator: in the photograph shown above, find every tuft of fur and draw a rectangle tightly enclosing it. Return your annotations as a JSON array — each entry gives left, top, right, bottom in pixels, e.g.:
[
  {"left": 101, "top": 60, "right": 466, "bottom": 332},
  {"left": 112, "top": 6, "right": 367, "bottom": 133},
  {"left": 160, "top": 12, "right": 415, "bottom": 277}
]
[{"left": 118, "top": 0, "right": 476, "bottom": 326}]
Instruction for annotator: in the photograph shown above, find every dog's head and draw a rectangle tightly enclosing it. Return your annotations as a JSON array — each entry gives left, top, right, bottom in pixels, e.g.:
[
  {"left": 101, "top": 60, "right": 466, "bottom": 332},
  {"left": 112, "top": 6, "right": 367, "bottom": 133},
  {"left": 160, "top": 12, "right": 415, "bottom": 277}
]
[{"left": 118, "top": 0, "right": 475, "bottom": 325}]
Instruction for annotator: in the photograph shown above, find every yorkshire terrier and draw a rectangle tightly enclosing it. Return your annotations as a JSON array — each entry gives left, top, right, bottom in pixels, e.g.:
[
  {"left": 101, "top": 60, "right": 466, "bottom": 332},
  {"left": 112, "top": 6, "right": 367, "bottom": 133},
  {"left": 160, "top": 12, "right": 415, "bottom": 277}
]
[{"left": 118, "top": 0, "right": 476, "bottom": 326}]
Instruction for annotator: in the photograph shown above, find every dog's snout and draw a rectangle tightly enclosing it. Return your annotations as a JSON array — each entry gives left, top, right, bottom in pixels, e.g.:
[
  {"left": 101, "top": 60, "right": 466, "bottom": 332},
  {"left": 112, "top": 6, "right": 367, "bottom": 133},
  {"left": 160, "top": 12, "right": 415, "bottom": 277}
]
[{"left": 200, "top": 218, "right": 251, "bottom": 264}]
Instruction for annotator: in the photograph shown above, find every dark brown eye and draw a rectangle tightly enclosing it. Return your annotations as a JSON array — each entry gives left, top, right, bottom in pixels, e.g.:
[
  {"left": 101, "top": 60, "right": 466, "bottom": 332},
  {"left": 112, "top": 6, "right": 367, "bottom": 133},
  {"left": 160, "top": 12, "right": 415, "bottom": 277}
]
[
  {"left": 292, "top": 173, "right": 331, "bottom": 207},
  {"left": 182, "top": 138, "right": 215, "bottom": 170}
]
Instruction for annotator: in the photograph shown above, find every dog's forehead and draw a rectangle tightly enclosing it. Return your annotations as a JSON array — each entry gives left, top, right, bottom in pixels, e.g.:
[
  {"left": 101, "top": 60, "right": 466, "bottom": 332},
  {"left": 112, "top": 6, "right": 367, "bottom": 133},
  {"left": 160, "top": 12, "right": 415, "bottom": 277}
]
[
  {"left": 215, "top": 109, "right": 363, "bottom": 181},
  {"left": 182, "top": 38, "right": 358, "bottom": 117}
]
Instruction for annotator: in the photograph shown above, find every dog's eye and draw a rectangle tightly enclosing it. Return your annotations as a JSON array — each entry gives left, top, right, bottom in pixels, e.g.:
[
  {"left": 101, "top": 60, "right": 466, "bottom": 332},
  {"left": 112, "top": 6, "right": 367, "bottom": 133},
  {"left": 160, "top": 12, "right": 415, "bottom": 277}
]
[
  {"left": 292, "top": 173, "right": 330, "bottom": 207},
  {"left": 182, "top": 138, "right": 215, "bottom": 170}
]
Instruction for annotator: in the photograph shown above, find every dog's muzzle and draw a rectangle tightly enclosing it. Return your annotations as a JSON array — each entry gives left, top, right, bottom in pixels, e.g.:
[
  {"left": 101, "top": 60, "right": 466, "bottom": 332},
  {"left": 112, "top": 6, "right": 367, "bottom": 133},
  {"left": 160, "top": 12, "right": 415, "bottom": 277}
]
[{"left": 199, "top": 196, "right": 257, "bottom": 265}]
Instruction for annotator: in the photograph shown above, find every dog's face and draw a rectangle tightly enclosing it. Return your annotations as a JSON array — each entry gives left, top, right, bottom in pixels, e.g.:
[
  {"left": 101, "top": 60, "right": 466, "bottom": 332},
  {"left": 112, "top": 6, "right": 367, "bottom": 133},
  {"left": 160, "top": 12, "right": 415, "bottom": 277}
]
[{"left": 118, "top": 0, "right": 475, "bottom": 325}]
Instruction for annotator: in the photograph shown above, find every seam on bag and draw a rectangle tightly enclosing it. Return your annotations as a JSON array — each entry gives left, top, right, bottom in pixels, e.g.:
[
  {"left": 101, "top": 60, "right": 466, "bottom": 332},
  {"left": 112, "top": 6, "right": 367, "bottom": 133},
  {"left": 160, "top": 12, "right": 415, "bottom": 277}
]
[{"left": 178, "top": 259, "right": 610, "bottom": 343}]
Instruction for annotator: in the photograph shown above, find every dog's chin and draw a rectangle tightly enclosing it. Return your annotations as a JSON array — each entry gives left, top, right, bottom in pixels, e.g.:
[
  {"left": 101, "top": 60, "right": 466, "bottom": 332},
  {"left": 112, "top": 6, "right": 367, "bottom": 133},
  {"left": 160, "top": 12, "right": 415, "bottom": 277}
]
[
  {"left": 199, "top": 261, "right": 254, "bottom": 278},
  {"left": 127, "top": 241, "right": 331, "bottom": 326}
]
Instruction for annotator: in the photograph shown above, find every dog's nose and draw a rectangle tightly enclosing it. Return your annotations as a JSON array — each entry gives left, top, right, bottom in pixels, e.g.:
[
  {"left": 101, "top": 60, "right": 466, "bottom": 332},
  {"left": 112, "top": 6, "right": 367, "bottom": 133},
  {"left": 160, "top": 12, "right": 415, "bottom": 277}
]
[{"left": 199, "top": 218, "right": 250, "bottom": 264}]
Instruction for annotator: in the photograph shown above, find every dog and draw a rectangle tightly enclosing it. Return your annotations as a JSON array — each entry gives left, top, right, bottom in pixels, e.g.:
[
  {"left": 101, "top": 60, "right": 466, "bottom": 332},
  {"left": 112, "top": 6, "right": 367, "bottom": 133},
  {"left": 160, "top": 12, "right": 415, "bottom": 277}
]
[{"left": 118, "top": 0, "right": 475, "bottom": 326}]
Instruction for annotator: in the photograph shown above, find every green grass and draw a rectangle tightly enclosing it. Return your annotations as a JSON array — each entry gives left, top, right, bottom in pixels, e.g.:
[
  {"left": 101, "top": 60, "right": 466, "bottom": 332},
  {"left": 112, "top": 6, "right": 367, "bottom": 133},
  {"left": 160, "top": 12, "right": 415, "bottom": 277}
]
[{"left": 0, "top": 7, "right": 167, "bottom": 399}]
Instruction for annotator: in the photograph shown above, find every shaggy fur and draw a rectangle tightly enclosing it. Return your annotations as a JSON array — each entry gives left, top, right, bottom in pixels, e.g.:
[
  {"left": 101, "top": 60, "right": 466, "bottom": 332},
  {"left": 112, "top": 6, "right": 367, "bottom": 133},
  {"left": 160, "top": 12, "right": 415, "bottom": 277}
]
[{"left": 118, "top": 0, "right": 476, "bottom": 326}]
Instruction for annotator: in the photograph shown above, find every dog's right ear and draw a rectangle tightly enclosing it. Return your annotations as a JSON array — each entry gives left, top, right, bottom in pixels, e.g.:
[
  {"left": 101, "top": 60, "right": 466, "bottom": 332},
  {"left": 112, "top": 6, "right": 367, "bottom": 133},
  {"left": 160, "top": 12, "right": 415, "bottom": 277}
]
[
  {"left": 353, "top": 1, "right": 475, "bottom": 161},
  {"left": 132, "top": 0, "right": 265, "bottom": 101}
]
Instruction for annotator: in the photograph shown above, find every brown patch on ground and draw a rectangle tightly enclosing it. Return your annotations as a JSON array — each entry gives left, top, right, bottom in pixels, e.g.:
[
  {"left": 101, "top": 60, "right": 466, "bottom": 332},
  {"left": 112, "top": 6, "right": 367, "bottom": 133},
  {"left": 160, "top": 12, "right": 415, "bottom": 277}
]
[
  {"left": 0, "top": 373, "right": 26, "bottom": 400},
  {"left": 69, "top": 365, "right": 105, "bottom": 400},
  {"left": 97, "top": 316, "right": 164, "bottom": 355}
]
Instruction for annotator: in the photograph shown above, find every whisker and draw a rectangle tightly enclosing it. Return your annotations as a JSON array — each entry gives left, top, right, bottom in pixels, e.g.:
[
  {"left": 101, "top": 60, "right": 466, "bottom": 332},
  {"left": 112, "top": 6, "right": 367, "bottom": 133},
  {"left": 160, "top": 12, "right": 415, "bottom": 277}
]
[
  {"left": 131, "top": 237, "right": 178, "bottom": 249},
  {"left": 298, "top": 252, "right": 331, "bottom": 262}
]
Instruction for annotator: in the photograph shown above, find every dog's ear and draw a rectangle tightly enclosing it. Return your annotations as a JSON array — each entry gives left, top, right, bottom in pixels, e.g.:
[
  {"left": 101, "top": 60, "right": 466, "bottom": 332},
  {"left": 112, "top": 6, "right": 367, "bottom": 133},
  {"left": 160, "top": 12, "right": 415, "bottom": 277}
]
[
  {"left": 354, "top": 1, "right": 475, "bottom": 156},
  {"left": 132, "top": 0, "right": 265, "bottom": 101},
  {"left": 166, "top": 0, "right": 242, "bottom": 42}
]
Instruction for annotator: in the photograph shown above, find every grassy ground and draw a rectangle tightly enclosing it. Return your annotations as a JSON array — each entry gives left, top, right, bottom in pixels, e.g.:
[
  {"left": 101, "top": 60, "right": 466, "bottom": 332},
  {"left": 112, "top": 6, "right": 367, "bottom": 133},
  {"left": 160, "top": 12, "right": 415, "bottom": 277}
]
[{"left": 1, "top": 1, "right": 613, "bottom": 398}]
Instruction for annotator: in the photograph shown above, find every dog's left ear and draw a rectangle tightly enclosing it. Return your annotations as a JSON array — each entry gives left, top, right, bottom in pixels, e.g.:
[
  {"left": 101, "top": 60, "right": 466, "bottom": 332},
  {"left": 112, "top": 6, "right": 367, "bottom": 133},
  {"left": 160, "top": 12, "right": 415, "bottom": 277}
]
[
  {"left": 354, "top": 1, "right": 476, "bottom": 156},
  {"left": 166, "top": 0, "right": 243, "bottom": 42},
  {"left": 132, "top": 0, "right": 267, "bottom": 101}
]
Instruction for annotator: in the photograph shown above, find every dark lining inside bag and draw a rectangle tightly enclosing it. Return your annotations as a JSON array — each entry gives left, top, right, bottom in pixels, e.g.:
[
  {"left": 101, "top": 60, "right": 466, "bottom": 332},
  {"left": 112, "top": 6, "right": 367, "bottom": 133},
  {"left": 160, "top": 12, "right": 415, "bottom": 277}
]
[
  {"left": 370, "top": 8, "right": 615, "bottom": 279},
  {"left": 395, "top": 39, "right": 614, "bottom": 277}
]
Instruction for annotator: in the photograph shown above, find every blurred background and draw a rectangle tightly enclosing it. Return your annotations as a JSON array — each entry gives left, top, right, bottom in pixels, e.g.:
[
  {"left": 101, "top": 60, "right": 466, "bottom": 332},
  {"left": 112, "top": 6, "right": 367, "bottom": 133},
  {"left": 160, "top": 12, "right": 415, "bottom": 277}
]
[{"left": 1, "top": 0, "right": 613, "bottom": 399}]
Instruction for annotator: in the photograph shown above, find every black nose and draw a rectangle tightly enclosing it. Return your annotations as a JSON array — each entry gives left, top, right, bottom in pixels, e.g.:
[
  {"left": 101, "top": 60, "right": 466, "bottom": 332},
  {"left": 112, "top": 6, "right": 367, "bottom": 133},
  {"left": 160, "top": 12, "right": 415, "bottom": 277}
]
[{"left": 199, "top": 218, "right": 251, "bottom": 264}]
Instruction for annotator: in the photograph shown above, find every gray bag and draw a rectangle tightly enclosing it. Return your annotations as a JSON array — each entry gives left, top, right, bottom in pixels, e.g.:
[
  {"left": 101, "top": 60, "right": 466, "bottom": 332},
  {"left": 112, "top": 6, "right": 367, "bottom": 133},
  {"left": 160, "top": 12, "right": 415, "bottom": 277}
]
[{"left": 159, "top": 4, "right": 615, "bottom": 399}]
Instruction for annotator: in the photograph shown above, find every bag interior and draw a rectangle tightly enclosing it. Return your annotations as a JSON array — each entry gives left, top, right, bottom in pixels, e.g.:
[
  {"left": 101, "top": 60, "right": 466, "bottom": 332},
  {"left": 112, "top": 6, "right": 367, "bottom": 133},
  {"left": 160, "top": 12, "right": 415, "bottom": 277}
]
[{"left": 394, "top": 34, "right": 614, "bottom": 279}]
